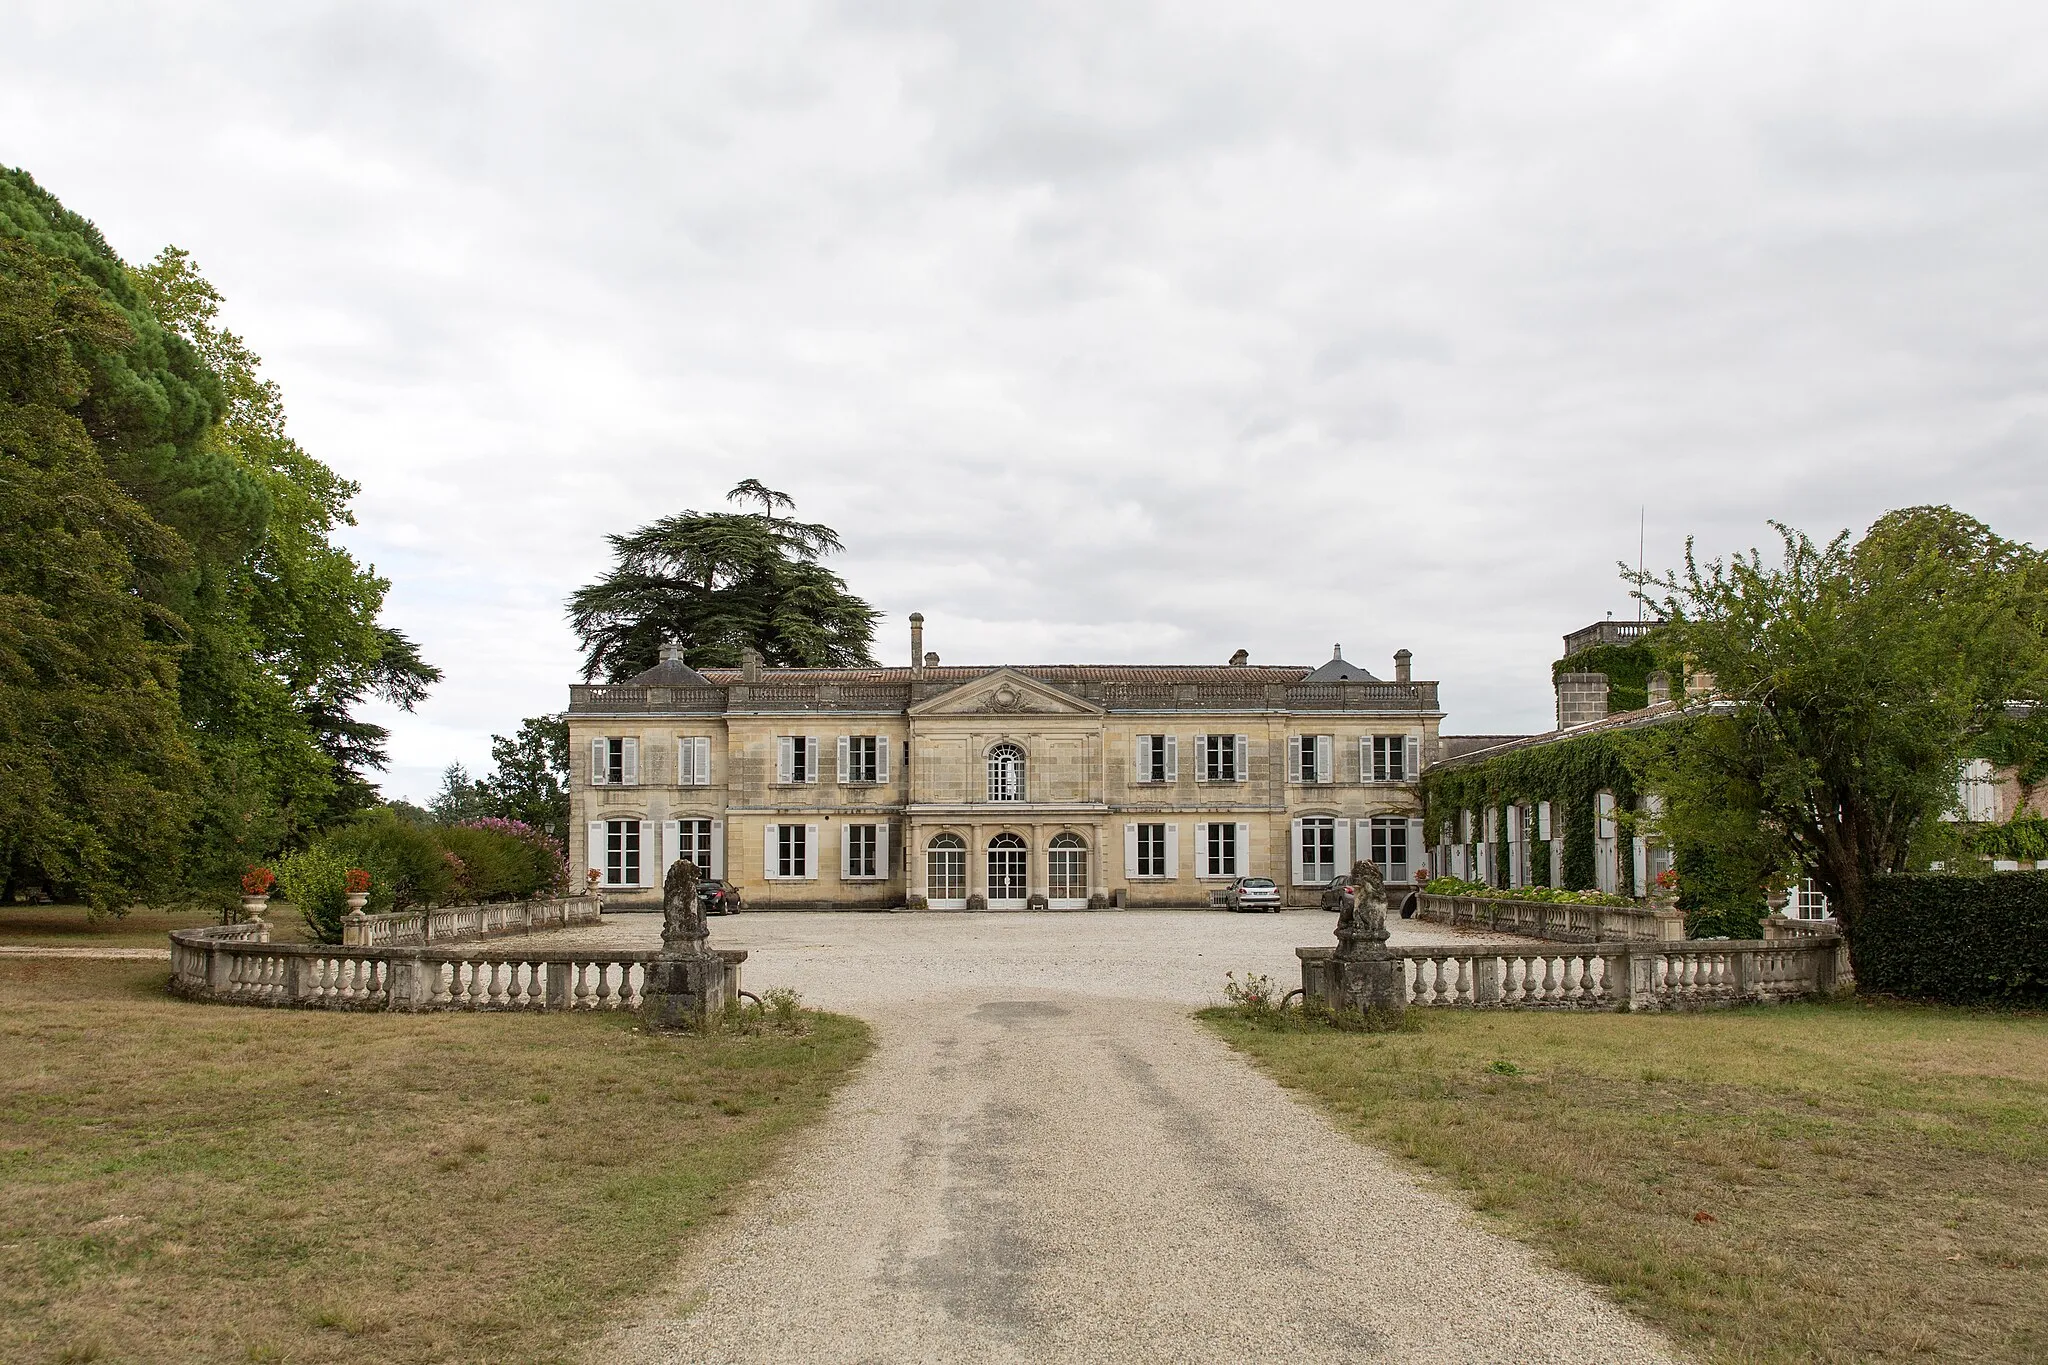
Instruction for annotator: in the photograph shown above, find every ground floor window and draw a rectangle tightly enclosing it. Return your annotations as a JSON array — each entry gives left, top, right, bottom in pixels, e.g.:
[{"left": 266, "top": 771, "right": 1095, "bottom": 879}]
[
  {"left": 928, "top": 834, "right": 966, "bottom": 901},
  {"left": 1135, "top": 823, "right": 1169, "bottom": 877},
  {"left": 845, "top": 824, "right": 878, "bottom": 878},
  {"left": 776, "top": 824, "right": 809, "bottom": 879},
  {"left": 1795, "top": 877, "right": 1831, "bottom": 920},
  {"left": 675, "top": 819, "right": 712, "bottom": 873},
  {"left": 1048, "top": 834, "right": 1088, "bottom": 900},
  {"left": 988, "top": 833, "right": 1027, "bottom": 901},
  {"left": 605, "top": 820, "right": 640, "bottom": 887},
  {"left": 1299, "top": 817, "right": 1335, "bottom": 883},
  {"left": 1368, "top": 816, "right": 1408, "bottom": 881},
  {"left": 1204, "top": 823, "right": 1238, "bottom": 877}
]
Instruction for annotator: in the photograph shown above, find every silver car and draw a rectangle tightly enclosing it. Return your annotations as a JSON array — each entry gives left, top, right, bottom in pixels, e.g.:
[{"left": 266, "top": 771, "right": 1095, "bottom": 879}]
[{"left": 1220, "top": 876, "right": 1283, "bottom": 913}]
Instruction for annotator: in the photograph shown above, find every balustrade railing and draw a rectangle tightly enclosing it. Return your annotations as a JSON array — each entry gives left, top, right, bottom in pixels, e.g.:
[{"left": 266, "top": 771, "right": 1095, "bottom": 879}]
[
  {"left": 346, "top": 894, "right": 599, "bottom": 948},
  {"left": 1414, "top": 892, "right": 1686, "bottom": 943}
]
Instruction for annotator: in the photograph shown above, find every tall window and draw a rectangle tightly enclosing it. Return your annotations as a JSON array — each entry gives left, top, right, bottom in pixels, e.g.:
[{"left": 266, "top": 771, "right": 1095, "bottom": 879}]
[
  {"left": 1795, "top": 878, "right": 1831, "bottom": 920},
  {"left": 1136, "top": 823, "right": 1169, "bottom": 877},
  {"left": 845, "top": 824, "right": 878, "bottom": 878},
  {"left": 1290, "top": 736, "right": 1330, "bottom": 783},
  {"left": 605, "top": 819, "right": 640, "bottom": 886},
  {"left": 1368, "top": 816, "right": 1409, "bottom": 881},
  {"left": 988, "top": 833, "right": 1028, "bottom": 901},
  {"left": 1048, "top": 833, "right": 1088, "bottom": 901},
  {"left": 1370, "top": 736, "right": 1408, "bottom": 782},
  {"left": 1300, "top": 817, "right": 1336, "bottom": 882},
  {"left": 1137, "top": 734, "right": 1174, "bottom": 783},
  {"left": 777, "top": 824, "right": 809, "bottom": 879},
  {"left": 1203, "top": 734, "right": 1242, "bottom": 782},
  {"left": 987, "top": 743, "right": 1026, "bottom": 801},
  {"left": 927, "top": 834, "right": 966, "bottom": 901},
  {"left": 777, "top": 736, "right": 817, "bottom": 784},
  {"left": 1205, "top": 822, "right": 1238, "bottom": 877},
  {"left": 591, "top": 736, "right": 637, "bottom": 786},
  {"left": 675, "top": 819, "right": 713, "bottom": 873},
  {"left": 843, "top": 735, "right": 880, "bottom": 784},
  {"left": 676, "top": 736, "right": 711, "bottom": 786}
]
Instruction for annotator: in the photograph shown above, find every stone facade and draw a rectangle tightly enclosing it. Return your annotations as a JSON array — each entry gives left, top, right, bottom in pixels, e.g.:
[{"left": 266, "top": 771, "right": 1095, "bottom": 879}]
[{"left": 567, "top": 637, "right": 1444, "bottom": 911}]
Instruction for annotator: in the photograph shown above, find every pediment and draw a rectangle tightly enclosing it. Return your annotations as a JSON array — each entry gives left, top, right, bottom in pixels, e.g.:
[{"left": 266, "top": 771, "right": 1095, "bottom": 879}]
[{"left": 909, "top": 668, "right": 1104, "bottom": 717}]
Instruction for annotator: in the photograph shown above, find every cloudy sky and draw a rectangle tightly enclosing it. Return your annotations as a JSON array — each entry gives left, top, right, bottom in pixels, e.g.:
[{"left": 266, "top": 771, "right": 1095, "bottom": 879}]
[{"left": 6, "top": 1, "right": 2045, "bottom": 801}]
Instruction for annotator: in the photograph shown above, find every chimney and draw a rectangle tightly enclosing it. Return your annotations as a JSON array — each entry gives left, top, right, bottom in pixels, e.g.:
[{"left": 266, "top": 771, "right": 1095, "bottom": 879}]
[
  {"left": 1393, "top": 649, "right": 1412, "bottom": 683},
  {"left": 1555, "top": 672, "right": 1610, "bottom": 729},
  {"left": 1646, "top": 670, "right": 1671, "bottom": 707},
  {"left": 659, "top": 637, "right": 683, "bottom": 666},
  {"left": 1686, "top": 670, "right": 1716, "bottom": 702},
  {"left": 909, "top": 612, "right": 925, "bottom": 675},
  {"left": 1332, "top": 643, "right": 1343, "bottom": 660},
  {"left": 1228, "top": 648, "right": 1249, "bottom": 667},
  {"left": 924, "top": 651, "right": 940, "bottom": 668},
  {"left": 741, "top": 645, "right": 761, "bottom": 683}
]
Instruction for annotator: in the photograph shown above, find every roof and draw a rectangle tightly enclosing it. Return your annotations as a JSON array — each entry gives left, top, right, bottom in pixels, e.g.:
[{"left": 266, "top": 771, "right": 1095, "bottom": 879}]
[
  {"left": 694, "top": 664, "right": 1322, "bottom": 685},
  {"left": 626, "top": 659, "right": 718, "bottom": 688},
  {"left": 1300, "top": 648, "right": 1381, "bottom": 684},
  {"left": 1429, "top": 698, "right": 1723, "bottom": 770}
]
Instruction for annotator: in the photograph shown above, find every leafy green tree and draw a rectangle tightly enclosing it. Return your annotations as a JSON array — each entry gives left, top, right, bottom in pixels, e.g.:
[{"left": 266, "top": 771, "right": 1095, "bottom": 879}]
[
  {"left": 567, "top": 480, "right": 878, "bottom": 680},
  {"left": 480, "top": 715, "right": 570, "bottom": 843},
  {"left": 1634, "top": 507, "right": 2048, "bottom": 945},
  {"left": 427, "top": 764, "right": 496, "bottom": 826}
]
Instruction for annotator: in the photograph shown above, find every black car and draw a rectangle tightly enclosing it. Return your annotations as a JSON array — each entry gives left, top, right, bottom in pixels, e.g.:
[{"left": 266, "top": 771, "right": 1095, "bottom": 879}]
[
  {"left": 1317, "top": 875, "right": 1354, "bottom": 913},
  {"left": 697, "top": 879, "right": 742, "bottom": 915}
]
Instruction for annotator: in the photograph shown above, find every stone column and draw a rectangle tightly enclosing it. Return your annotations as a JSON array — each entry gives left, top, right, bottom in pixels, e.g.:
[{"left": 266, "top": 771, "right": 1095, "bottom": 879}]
[
  {"left": 1091, "top": 822, "right": 1108, "bottom": 899},
  {"left": 909, "top": 822, "right": 929, "bottom": 901},
  {"left": 1028, "top": 823, "right": 1046, "bottom": 899}
]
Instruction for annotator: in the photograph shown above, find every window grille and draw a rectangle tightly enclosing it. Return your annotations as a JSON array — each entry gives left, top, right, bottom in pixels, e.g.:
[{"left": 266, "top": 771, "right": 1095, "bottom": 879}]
[{"left": 987, "top": 743, "right": 1026, "bottom": 801}]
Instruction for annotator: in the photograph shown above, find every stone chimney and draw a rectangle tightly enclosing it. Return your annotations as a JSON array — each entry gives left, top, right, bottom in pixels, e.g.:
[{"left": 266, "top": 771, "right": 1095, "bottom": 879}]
[
  {"left": 659, "top": 637, "right": 684, "bottom": 666},
  {"left": 1394, "top": 649, "right": 1412, "bottom": 683},
  {"left": 1555, "top": 672, "right": 1610, "bottom": 729},
  {"left": 741, "top": 645, "right": 762, "bottom": 683},
  {"left": 1332, "top": 643, "right": 1343, "bottom": 660},
  {"left": 1646, "top": 670, "right": 1671, "bottom": 707},
  {"left": 910, "top": 612, "right": 925, "bottom": 676},
  {"left": 924, "top": 651, "right": 940, "bottom": 669},
  {"left": 1686, "top": 670, "right": 1716, "bottom": 702},
  {"left": 1228, "top": 648, "right": 1249, "bottom": 667}
]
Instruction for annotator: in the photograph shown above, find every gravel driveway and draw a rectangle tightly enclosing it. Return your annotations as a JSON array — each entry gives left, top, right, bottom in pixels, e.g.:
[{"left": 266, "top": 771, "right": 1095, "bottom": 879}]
[{"left": 577, "top": 910, "right": 1678, "bottom": 1364}]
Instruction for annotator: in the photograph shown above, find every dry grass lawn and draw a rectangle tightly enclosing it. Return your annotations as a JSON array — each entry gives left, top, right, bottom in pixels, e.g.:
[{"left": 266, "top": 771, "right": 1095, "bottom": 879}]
[
  {"left": 0, "top": 958, "right": 871, "bottom": 1364},
  {"left": 0, "top": 903, "right": 308, "bottom": 949},
  {"left": 1204, "top": 998, "right": 2048, "bottom": 1364}
]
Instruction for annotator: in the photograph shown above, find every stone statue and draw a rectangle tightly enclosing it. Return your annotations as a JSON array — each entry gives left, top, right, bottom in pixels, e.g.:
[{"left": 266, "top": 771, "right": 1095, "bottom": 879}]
[
  {"left": 1335, "top": 858, "right": 1389, "bottom": 956},
  {"left": 661, "top": 857, "right": 708, "bottom": 954}
]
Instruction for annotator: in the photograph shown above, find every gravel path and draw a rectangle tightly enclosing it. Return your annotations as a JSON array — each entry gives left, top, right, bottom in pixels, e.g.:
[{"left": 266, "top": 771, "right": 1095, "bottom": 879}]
[
  {"left": 0, "top": 945, "right": 171, "bottom": 960},
  {"left": 580, "top": 911, "right": 1679, "bottom": 1364}
]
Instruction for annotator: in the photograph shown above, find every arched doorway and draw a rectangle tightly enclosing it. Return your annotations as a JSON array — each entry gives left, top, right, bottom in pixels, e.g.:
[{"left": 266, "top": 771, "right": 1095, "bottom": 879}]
[
  {"left": 1047, "top": 832, "right": 1089, "bottom": 910},
  {"left": 927, "top": 833, "right": 967, "bottom": 910},
  {"left": 987, "top": 832, "right": 1028, "bottom": 909}
]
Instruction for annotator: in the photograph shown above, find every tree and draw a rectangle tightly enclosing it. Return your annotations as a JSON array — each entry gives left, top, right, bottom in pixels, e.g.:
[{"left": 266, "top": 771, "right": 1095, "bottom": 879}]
[
  {"left": 567, "top": 480, "right": 878, "bottom": 680},
  {"left": 479, "top": 715, "right": 570, "bottom": 843},
  {"left": 426, "top": 764, "right": 496, "bottom": 826},
  {"left": 1633, "top": 507, "right": 2048, "bottom": 947}
]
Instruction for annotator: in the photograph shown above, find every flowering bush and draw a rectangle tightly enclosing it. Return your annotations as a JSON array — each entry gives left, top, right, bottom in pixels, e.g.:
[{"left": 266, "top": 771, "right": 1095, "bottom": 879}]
[
  {"left": 1654, "top": 866, "right": 1680, "bottom": 892},
  {"left": 344, "top": 867, "right": 372, "bottom": 894},
  {"left": 1424, "top": 876, "right": 1635, "bottom": 908},
  {"left": 241, "top": 865, "right": 275, "bottom": 897}
]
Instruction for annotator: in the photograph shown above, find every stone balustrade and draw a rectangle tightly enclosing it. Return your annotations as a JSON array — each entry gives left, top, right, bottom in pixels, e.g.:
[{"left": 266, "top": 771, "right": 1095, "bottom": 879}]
[
  {"left": 344, "top": 894, "right": 600, "bottom": 948},
  {"left": 1298, "top": 934, "right": 1849, "bottom": 1012},
  {"left": 169, "top": 921, "right": 747, "bottom": 1013},
  {"left": 1415, "top": 891, "right": 1686, "bottom": 943}
]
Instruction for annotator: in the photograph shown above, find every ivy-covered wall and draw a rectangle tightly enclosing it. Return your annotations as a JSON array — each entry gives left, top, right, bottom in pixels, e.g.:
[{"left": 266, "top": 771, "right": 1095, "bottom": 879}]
[{"left": 1550, "top": 641, "right": 1674, "bottom": 715}]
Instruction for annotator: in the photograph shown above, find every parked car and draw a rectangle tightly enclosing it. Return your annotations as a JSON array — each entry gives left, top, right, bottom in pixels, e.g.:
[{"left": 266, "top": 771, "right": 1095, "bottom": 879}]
[
  {"left": 698, "top": 879, "right": 742, "bottom": 916},
  {"left": 1221, "top": 876, "right": 1283, "bottom": 913},
  {"left": 1318, "top": 876, "right": 1355, "bottom": 914}
]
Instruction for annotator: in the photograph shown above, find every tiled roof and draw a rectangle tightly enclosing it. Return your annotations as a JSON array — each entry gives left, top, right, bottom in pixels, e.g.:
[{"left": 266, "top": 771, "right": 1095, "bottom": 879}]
[{"left": 695, "top": 665, "right": 1320, "bottom": 685}]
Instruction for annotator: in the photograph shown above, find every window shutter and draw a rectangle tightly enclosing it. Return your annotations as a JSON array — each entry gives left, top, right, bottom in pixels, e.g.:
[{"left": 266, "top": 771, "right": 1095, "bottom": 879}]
[
  {"left": 1133, "top": 739, "right": 1147, "bottom": 783},
  {"left": 1290, "top": 818, "right": 1307, "bottom": 884},
  {"left": 1164, "top": 822, "right": 1179, "bottom": 877},
  {"left": 1537, "top": 801, "right": 1553, "bottom": 841},
  {"left": 805, "top": 824, "right": 820, "bottom": 878},
  {"left": 1124, "top": 823, "right": 1139, "bottom": 878},
  {"left": 662, "top": 819, "right": 681, "bottom": 882},
  {"left": 1287, "top": 735, "right": 1302, "bottom": 783},
  {"left": 1315, "top": 735, "right": 1334, "bottom": 783},
  {"left": 587, "top": 821, "right": 606, "bottom": 881},
  {"left": 1234, "top": 735, "right": 1248, "bottom": 782},
  {"left": 637, "top": 821, "right": 655, "bottom": 885},
  {"left": 1334, "top": 818, "right": 1352, "bottom": 872},
  {"left": 621, "top": 738, "right": 639, "bottom": 786},
  {"left": 1234, "top": 823, "right": 1250, "bottom": 877},
  {"left": 1407, "top": 819, "right": 1425, "bottom": 879},
  {"left": 1632, "top": 837, "right": 1648, "bottom": 894},
  {"left": 1359, "top": 736, "right": 1374, "bottom": 782},
  {"left": 710, "top": 820, "right": 725, "bottom": 880},
  {"left": 876, "top": 821, "right": 891, "bottom": 878},
  {"left": 590, "top": 738, "right": 607, "bottom": 786},
  {"left": 839, "top": 822, "right": 852, "bottom": 879},
  {"left": 675, "top": 738, "right": 690, "bottom": 786},
  {"left": 1164, "top": 735, "right": 1178, "bottom": 783},
  {"left": 1405, "top": 734, "right": 1421, "bottom": 780},
  {"left": 805, "top": 737, "right": 820, "bottom": 784},
  {"left": 776, "top": 737, "right": 793, "bottom": 784},
  {"left": 876, "top": 737, "right": 891, "bottom": 783},
  {"left": 1194, "top": 823, "right": 1208, "bottom": 874},
  {"left": 1193, "top": 735, "right": 1207, "bottom": 778},
  {"left": 764, "top": 825, "right": 779, "bottom": 880},
  {"left": 837, "top": 736, "right": 851, "bottom": 784}
]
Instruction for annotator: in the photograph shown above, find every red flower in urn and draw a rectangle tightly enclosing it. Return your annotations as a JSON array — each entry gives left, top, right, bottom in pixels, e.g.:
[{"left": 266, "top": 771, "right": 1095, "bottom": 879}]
[
  {"left": 241, "top": 865, "right": 276, "bottom": 897},
  {"left": 1654, "top": 866, "right": 1680, "bottom": 892},
  {"left": 344, "top": 867, "right": 372, "bottom": 894}
]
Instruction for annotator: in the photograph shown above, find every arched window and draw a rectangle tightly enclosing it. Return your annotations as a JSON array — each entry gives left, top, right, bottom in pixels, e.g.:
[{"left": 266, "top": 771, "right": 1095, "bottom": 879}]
[
  {"left": 1048, "top": 832, "right": 1088, "bottom": 905},
  {"left": 987, "top": 832, "right": 1028, "bottom": 904},
  {"left": 987, "top": 743, "right": 1026, "bottom": 802},
  {"left": 927, "top": 833, "right": 966, "bottom": 903}
]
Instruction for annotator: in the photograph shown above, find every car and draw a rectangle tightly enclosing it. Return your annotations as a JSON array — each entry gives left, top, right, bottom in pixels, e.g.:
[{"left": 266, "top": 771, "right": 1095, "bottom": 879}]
[
  {"left": 1220, "top": 876, "right": 1283, "bottom": 913},
  {"left": 697, "top": 879, "right": 743, "bottom": 916},
  {"left": 1317, "top": 875, "right": 1355, "bottom": 913}
]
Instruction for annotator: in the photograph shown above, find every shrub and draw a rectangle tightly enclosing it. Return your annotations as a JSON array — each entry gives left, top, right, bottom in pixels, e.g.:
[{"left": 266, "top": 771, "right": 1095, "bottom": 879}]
[
  {"left": 1423, "top": 876, "right": 1634, "bottom": 908},
  {"left": 435, "top": 825, "right": 558, "bottom": 901},
  {"left": 453, "top": 818, "right": 566, "bottom": 896},
  {"left": 1859, "top": 871, "right": 2048, "bottom": 1006},
  {"left": 324, "top": 810, "right": 455, "bottom": 911},
  {"left": 274, "top": 843, "right": 353, "bottom": 944}
]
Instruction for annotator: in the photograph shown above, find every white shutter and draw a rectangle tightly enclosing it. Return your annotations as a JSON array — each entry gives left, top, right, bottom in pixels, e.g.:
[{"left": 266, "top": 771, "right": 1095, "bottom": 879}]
[
  {"left": 690, "top": 736, "right": 710, "bottom": 786},
  {"left": 675, "top": 738, "right": 690, "bottom": 786},
  {"left": 1290, "top": 818, "right": 1306, "bottom": 884},
  {"left": 1359, "top": 737, "right": 1374, "bottom": 783},
  {"left": 805, "top": 738, "right": 820, "bottom": 784},
  {"left": 1164, "top": 735, "right": 1178, "bottom": 782},
  {"left": 637, "top": 821, "right": 655, "bottom": 886},
  {"left": 587, "top": 820, "right": 606, "bottom": 880},
  {"left": 876, "top": 737, "right": 891, "bottom": 783},
  {"left": 876, "top": 821, "right": 891, "bottom": 878},
  {"left": 1632, "top": 837, "right": 1648, "bottom": 894},
  {"left": 1537, "top": 800, "right": 1553, "bottom": 841},
  {"left": 621, "top": 738, "right": 639, "bottom": 786},
  {"left": 1334, "top": 818, "right": 1352, "bottom": 873},
  {"left": 1234, "top": 735, "right": 1248, "bottom": 782},
  {"left": 1124, "top": 823, "right": 1140, "bottom": 877},
  {"left": 590, "top": 738, "right": 607, "bottom": 786},
  {"left": 1405, "top": 734, "right": 1421, "bottom": 780},
  {"left": 1235, "top": 823, "right": 1251, "bottom": 877},
  {"left": 764, "top": 825, "right": 779, "bottom": 879},
  {"left": 1164, "top": 822, "right": 1179, "bottom": 878},
  {"left": 1194, "top": 823, "right": 1209, "bottom": 875},
  {"left": 1315, "top": 735, "right": 1334, "bottom": 783},
  {"left": 805, "top": 824, "right": 820, "bottom": 877},
  {"left": 1287, "top": 736, "right": 1302, "bottom": 783},
  {"left": 1407, "top": 819, "right": 1424, "bottom": 880},
  {"left": 1133, "top": 738, "right": 1148, "bottom": 783},
  {"left": 776, "top": 737, "right": 793, "bottom": 784},
  {"left": 837, "top": 735, "right": 851, "bottom": 784},
  {"left": 710, "top": 820, "right": 725, "bottom": 879},
  {"left": 839, "top": 822, "right": 852, "bottom": 878},
  {"left": 662, "top": 819, "right": 681, "bottom": 882}
]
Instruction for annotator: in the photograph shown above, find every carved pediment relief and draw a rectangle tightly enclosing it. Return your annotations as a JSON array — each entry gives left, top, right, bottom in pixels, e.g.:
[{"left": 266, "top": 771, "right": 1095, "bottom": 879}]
[{"left": 909, "top": 668, "right": 1103, "bottom": 717}]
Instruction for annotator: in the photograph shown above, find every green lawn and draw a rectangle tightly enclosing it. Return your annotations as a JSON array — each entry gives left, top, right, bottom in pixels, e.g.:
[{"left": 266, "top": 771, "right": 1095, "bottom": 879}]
[
  {"left": 0, "top": 958, "right": 871, "bottom": 1364},
  {"left": 1204, "top": 999, "right": 2048, "bottom": 1364},
  {"left": 0, "top": 903, "right": 311, "bottom": 949}
]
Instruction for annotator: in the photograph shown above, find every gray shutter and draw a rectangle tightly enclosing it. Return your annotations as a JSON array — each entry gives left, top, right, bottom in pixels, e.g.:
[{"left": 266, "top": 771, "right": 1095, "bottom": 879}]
[
  {"left": 710, "top": 819, "right": 725, "bottom": 880},
  {"left": 837, "top": 735, "right": 851, "bottom": 784},
  {"left": 662, "top": 819, "right": 681, "bottom": 882},
  {"left": 1334, "top": 818, "right": 1351, "bottom": 872},
  {"left": 1287, "top": 735, "right": 1302, "bottom": 783},
  {"left": 764, "top": 825, "right": 779, "bottom": 880},
  {"left": 675, "top": 738, "right": 690, "bottom": 786},
  {"left": 590, "top": 738, "right": 607, "bottom": 786},
  {"left": 1314, "top": 735, "right": 1334, "bottom": 784},
  {"left": 637, "top": 820, "right": 655, "bottom": 886},
  {"left": 776, "top": 737, "right": 794, "bottom": 784},
  {"left": 1405, "top": 734, "right": 1421, "bottom": 780},
  {"left": 1164, "top": 822, "right": 1179, "bottom": 878},
  {"left": 876, "top": 736, "right": 891, "bottom": 783},
  {"left": 1234, "top": 735, "right": 1248, "bottom": 782},
  {"left": 806, "top": 738, "right": 820, "bottom": 784},
  {"left": 805, "top": 824, "right": 820, "bottom": 877},
  {"left": 622, "top": 738, "right": 639, "bottom": 786},
  {"left": 1406, "top": 818, "right": 1424, "bottom": 882},
  {"left": 587, "top": 820, "right": 606, "bottom": 882},
  {"left": 1133, "top": 738, "right": 1147, "bottom": 783},
  {"left": 1360, "top": 736, "right": 1375, "bottom": 783},
  {"left": 1124, "top": 823, "right": 1139, "bottom": 877},
  {"left": 1164, "top": 735, "right": 1178, "bottom": 782},
  {"left": 1290, "top": 818, "right": 1307, "bottom": 884},
  {"left": 1235, "top": 822, "right": 1251, "bottom": 878},
  {"left": 876, "top": 821, "right": 891, "bottom": 878},
  {"left": 839, "top": 822, "right": 852, "bottom": 879}
]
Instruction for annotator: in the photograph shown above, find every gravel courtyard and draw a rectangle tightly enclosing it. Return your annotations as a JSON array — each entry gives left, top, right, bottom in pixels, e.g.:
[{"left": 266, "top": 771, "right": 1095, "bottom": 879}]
[{"left": 576, "top": 910, "right": 1678, "bottom": 1364}]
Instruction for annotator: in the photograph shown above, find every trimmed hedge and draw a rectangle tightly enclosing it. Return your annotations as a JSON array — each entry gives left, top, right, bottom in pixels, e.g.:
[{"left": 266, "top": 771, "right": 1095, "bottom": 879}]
[{"left": 1859, "top": 872, "right": 2048, "bottom": 1006}]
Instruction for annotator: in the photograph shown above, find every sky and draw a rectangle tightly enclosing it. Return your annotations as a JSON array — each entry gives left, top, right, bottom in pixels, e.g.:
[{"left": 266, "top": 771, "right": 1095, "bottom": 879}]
[{"left": 5, "top": 1, "right": 2046, "bottom": 803}]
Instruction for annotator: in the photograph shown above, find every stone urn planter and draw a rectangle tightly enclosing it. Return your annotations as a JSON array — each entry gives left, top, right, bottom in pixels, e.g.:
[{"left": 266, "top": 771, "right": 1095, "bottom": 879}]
[
  {"left": 344, "top": 891, "right": 370, "bottom": 914},
  {"left": 240, "top": 894, "right": 270, "bottom": 921}
]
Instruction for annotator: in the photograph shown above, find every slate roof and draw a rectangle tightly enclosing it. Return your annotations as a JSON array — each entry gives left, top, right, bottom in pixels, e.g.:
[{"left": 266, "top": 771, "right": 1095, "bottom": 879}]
[{"left": 693, "top": 664, "right": 1319, "bottom": 685}]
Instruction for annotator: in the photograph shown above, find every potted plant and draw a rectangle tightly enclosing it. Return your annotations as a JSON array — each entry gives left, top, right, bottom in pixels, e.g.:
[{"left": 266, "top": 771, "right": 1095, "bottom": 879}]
[
  {"left": 239, "top": 865, "right": 275, "bottom": 923},
  {"left": 344, "top": 867, "right": 372, "bottom": 914}
]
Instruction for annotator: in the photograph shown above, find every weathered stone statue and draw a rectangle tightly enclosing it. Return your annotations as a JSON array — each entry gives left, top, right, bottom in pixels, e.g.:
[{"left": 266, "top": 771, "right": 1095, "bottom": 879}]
[
  {"left": 1335, "top": 858, "right": 1390, "bottom": 956},
  {"left": 661, "top": 857, "right": 708, "bottom": 955}
]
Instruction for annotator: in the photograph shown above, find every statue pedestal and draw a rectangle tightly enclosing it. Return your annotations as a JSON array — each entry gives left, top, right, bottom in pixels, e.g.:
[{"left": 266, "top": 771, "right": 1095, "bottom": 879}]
[{"left": 640, "top": 950, "right": 741, "bottom": 1030}]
